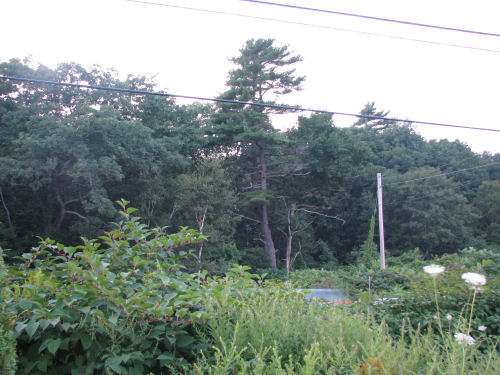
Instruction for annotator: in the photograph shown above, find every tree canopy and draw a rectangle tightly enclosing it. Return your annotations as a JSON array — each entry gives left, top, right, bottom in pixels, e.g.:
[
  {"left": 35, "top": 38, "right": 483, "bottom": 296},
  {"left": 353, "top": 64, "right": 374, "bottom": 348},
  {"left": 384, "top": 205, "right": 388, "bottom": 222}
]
[{"left": 1, "top": 42, "right": 499, "bottom": 272}]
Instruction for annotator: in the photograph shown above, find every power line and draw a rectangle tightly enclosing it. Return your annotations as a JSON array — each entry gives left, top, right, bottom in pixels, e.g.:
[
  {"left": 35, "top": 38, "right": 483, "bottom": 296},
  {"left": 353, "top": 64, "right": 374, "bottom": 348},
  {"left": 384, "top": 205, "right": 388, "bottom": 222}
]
[
  {"left": 125, "top": 0, "right": 500, "bottom": 54},
  {"left": 2, "top": 75, "right": 500, "bottom": 134},
  {"left": 383, "top": 162, "right": 500, "bottom": 186},
  {"left": 1, "top": 74, "right": 500, "bottom": 133},
  {"left": 240, "top": 0, "right": 500, "bottom": 38}
]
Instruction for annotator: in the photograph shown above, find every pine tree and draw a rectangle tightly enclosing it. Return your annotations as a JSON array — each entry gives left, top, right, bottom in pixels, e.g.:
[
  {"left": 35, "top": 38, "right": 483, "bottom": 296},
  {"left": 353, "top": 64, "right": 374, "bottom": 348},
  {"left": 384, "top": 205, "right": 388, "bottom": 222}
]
[{"left": 209, "top": 39, "right": 304, "bottom": 268}]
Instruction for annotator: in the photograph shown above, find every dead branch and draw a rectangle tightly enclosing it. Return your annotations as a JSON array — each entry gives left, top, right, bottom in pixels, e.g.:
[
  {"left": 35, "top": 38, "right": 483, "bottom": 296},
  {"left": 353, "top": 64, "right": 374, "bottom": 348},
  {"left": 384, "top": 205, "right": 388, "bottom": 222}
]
[
  {"left": 296, "top": 208, "right": 346, "bottom": 224},
  {"left": 66, "top": 210, "right": 89, "bottom": 222},
  {"left": 236, "top": 213, "right": 261, "bottom": 223}
]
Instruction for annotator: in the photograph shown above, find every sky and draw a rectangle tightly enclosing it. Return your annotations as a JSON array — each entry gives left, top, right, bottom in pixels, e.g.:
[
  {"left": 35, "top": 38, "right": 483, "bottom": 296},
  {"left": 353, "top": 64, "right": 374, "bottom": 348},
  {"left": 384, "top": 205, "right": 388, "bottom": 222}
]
[{"left": 2, "top": 0, "right": 500, "bottom": 153}]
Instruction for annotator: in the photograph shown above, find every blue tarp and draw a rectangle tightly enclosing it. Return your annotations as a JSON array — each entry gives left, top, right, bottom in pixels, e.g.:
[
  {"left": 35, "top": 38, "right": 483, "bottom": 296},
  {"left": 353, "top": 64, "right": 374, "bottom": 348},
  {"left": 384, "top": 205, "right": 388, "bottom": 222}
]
[{"left": 296, "top": 289, "right": 348, "bottom": 302}]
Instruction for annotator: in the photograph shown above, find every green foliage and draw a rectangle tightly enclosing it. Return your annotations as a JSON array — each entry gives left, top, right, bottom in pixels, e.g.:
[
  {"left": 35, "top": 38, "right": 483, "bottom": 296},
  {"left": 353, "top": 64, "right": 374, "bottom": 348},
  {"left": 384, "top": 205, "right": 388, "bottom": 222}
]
[
  {"left": 358, "top": 215, "right": 378, "bottom": 268},
  {"left": 196, "top": 275, "right": 376, "bottom": 373},
  {"left": 0, "top": 249, "right": 17, "bottom": 374},
  {"left": 383, "top": 167, "right": 475, "bottom": 256},
  {"left": 367, "top": 251, "right": 500, "bottom": 344},
  {"left": 187, "top": 267, "right": 499, "bottom": 374},
  {"left": 2, "top": 50, "right": 500, "bottom": 273},
  {"left": 174, "top": 158, "right": 239, "bottom": 268},
  {"left": 209, "top": 38, "right": 305, "bottom": 269},
  {"left": 4, "top": 201, "right": 209, "bottom": 374},
  {"left": 288, "top": 269, "right": 340, "bottom": 289},
  {"left": 474, "top": 180, "right": 500, "bottom": 244},
  {"left": 0, "top": 59, "right": 205, "bottom": 254}
]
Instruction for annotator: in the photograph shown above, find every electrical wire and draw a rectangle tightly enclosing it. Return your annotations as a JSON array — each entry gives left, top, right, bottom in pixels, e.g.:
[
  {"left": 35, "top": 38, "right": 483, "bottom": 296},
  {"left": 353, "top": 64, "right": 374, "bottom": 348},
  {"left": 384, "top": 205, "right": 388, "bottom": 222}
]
[
  {"left": 125, "top": 0, "right": 500, "bottom": 54},
  {"left": 239, "top": 0, "right": 500, "bottom": 38},
  {"left": 2, "top": 75, "right": 500, "bottom": 134},
  {"left": 383, "top": 162, "right": 500, "bottom": 186}
]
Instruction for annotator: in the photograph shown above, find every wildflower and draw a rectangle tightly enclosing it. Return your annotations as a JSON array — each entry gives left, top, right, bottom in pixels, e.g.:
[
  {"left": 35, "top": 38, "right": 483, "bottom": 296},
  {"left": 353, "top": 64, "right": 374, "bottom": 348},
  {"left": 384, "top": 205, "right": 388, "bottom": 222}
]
[
  {"left": 433, "top": 315, "right": 438, "bottom": 320},
  {"left": 461, "top": 272, "right": 487, "bottom": 287},
  {"left": 478, "top": 325, "right": 487, "bottom": 332},
  {"left": 454, "top": 332, "right": 475, "bottom": 346},
  {"left": 423, "top": 264, "right": 445, "bottom": 276},
  {"left": 446, "top": 313, "right": 452, "bottom": 321}
]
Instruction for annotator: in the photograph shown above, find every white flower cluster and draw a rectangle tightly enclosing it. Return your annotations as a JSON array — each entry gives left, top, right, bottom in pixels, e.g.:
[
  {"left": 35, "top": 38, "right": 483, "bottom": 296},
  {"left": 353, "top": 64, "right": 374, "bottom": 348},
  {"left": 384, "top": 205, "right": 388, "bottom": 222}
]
[
  {"left": 461, "top": 272, "right": 487, "bottom": 287},
  {"left": 423, "top": 264, "right": 445, "bottom": 276},
  {"left": 454, "top": 332, "right": 476, "bottom": 346}
]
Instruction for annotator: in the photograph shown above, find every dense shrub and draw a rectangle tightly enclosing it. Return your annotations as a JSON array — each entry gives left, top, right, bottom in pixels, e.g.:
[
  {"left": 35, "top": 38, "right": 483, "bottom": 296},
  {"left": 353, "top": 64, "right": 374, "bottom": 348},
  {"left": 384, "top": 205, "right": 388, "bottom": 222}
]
[
  {"left": 289, "top": 266, "right": 410, "bottom": 300},
  {"left": 371, "top": 265, "right": 500, "bottom": 342},
  {"left": 0, "top": 249, "right": 17, "bottom": 374},
  {"left": 3, "top": 201, "right": 209, "bottom": 374},
  {"left": 288, "top": 269, "right": 340, "bottom": 288},
  {"left": 187, "top": 268, "right": 499, "bottom": 374}
]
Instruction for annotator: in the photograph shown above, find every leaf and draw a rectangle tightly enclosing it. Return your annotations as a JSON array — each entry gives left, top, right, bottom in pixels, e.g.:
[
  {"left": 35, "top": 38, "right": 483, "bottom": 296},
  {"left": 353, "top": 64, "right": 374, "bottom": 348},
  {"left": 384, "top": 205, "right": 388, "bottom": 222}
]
[
  {"left": 175, "top": 334, "right": 195, "bottom": 348},
  {"left": 108, "top": 314, "right": 119, "bottom": 325},
  {"left": 79, "top": 306, "right": 91, "bottom": 315},
  {"left": 26, "top": 320, "right": 40, "bottom": 339},
  {"left": 15, "top": 322, "right": 27, "bottom": 333},
  {"left": 157, "top": 353, "right": 175, "bottom": 361},
  {"left": 37, "top": 356, "right": 49, "bottom": 372},
  {"left": 19, "top": 298, "right": 33, "bottom": 310},
  {"left": 80, "top": 334, "right": 92, "bottom": 350},
  {"left": 48, "top": 338, "right": 62, "bottom": 354},
  {"left": 39, "top": 339, "right": 51, "bottom": 353},
  {"left": 128, "top": 365, "right": 143, "bottom": 375},
  {"left": 108, "top": 363, "right": 127, "bottom": 374},
  {"left": 48, "top": 317, "right": 61, "bottom": 326}
]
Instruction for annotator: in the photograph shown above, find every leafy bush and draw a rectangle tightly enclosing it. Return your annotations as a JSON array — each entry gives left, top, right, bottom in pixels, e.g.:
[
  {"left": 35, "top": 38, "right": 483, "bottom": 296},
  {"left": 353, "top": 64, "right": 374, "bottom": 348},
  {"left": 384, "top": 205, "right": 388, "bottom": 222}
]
[
  {"left": 187, "top": 268, "right": 499, "bottom": 374},
  {"left": 194, "top": 269, "right": 376, "bottom": 373},
  {"left": 0, "top": 249, "right": 17, "bottom": 374},
  {"left": 4, "top": 201, "right": 209, "bottom": 374},
  {"left": 288, "top": 269, "right": 340, "bottom": 288},
  {"left": 370, "top": 259, "right": 500, "bottom": 345}
]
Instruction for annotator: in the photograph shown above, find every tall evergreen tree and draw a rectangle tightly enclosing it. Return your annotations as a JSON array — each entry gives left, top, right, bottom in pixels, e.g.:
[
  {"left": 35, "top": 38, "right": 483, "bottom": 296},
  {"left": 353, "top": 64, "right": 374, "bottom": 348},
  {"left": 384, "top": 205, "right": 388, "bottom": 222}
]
[{"left": 208, "top": 39, "right": 304, "bottom": 268}]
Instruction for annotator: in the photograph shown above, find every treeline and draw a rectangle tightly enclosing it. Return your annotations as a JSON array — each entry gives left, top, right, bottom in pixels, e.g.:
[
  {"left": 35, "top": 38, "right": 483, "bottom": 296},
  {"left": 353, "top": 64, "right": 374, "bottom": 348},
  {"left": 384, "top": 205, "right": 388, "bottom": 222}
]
[{"left": 1, "top": 40, "right": 499, "bottom": 272}]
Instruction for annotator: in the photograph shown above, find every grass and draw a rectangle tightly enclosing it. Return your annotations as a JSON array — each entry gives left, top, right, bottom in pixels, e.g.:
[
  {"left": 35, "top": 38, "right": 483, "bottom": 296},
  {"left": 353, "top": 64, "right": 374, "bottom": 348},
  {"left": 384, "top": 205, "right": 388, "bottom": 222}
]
[{"left": 180, "top": 285, "right": 499, "bottom": 374}]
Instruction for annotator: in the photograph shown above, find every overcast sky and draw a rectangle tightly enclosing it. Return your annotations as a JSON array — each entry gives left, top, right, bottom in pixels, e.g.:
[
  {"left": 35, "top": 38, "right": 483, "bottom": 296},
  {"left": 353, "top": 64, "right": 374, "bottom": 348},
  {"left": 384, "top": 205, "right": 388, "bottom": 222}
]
[{"left": 2, "top": 0, "right": 500, "bottom": 153}]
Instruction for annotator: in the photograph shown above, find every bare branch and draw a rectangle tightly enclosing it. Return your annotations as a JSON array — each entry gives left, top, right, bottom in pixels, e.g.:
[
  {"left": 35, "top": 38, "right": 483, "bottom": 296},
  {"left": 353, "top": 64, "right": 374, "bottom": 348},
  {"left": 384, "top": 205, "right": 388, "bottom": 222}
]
[
  {"left": 253, "top": 237, "right": 266, "bottom": 244},
  {"left": 291, "top": 239, "right": 302, "bottom": 266},
  {"left": 64, "top": 198, "right": 81, "bottom": 205},
  {"left": 296, "top": 208, "right": 346, "bottom": 224},
  {"left": 66, "top": 210, "right": 89, "bottom": 222},
  {"left": 242, "top": 183, "right": 263, "bottom": 191},
  {"left": 291, "top": 220, "right": 314, "bottom": 236},
  {"left": 236, "top": 213, "right": 261, "bottom": 223},
  {"left": 267, "top": 172, "right": 310, "bottom": 178},
  {"left": 169, "top": 201, "right": 177, "bottom": 220},
  {"left": 297, "top": 203, "right": 333, "bottom": 210}
]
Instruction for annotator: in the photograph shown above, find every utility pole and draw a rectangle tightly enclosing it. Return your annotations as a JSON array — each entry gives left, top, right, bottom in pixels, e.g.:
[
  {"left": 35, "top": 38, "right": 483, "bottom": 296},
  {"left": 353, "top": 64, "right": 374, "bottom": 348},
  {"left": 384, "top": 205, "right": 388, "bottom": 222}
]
[{"left": 377, "top": 173, "right": 386, "bottom": 269}]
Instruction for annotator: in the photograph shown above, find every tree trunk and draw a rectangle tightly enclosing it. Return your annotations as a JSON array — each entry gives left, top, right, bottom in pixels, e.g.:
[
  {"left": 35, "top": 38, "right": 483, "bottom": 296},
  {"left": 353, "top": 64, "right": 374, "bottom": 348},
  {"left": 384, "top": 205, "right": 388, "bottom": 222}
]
[
  {"left": 0, "top": 187, "right": 13, "bottom": 229},
  {"left": 285, "top": 232, "right": 293, "bottom": 276},
  {"left": 53, "top": 175, "right": 66, "bottom": 233},
  {"left": 196, "top": 206, "right": 208, "bottom": 272},
  {"left": 284, "top": 202, "right": 296, "bottom": 276},
  {"left": 259, "top": 146, "right": 277, "bottom": 268}
]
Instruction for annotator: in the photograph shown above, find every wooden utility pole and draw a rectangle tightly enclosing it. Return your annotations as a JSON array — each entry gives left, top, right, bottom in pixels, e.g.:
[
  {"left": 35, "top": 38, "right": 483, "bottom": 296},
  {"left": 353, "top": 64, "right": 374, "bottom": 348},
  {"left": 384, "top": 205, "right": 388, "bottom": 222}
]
[{"left": 377, "top": 173, "right": 386, "bottom": 269}]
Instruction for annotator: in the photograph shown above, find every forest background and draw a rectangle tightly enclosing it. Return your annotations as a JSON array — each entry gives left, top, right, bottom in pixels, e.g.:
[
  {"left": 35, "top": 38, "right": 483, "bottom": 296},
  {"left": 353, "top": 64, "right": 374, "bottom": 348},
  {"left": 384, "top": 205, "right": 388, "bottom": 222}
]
[{"left": 1, "top": 39, "right": 500, "bottom": 275}]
